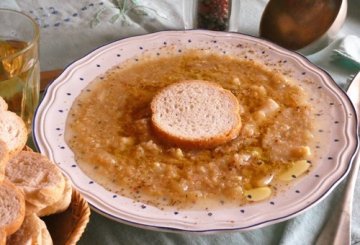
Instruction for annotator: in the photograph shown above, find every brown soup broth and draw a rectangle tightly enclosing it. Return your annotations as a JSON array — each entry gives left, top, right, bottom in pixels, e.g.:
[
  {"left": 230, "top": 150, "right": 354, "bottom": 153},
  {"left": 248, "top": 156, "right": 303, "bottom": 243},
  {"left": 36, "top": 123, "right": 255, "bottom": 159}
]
[{"left": 65, "top": 51, "right": 317, "bottom": 209}]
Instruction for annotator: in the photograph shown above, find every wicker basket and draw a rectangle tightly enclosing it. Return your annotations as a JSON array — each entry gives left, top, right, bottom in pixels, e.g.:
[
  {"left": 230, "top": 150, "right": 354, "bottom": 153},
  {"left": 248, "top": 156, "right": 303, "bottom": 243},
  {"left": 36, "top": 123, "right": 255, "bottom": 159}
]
[
  {"left": 42, "top": 189, "right": 90, "bottom": 245},
  {"left": 23, "top": 146, "right": 91, "bottom": 244}
]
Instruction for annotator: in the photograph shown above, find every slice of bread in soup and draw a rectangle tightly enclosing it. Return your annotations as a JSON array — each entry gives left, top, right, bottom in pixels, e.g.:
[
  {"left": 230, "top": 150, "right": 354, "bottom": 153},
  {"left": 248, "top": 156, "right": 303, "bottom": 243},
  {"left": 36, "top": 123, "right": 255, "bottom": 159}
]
[{"left": 151, "top": 80, "right": 241, "bottom": 148}]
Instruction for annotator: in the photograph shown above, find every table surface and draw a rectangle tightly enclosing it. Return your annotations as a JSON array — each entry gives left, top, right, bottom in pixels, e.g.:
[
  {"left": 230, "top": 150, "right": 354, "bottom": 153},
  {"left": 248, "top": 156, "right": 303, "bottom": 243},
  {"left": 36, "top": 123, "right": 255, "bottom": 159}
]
[{"left": 3, "top": 0, "right": 360, "bottom": 244}]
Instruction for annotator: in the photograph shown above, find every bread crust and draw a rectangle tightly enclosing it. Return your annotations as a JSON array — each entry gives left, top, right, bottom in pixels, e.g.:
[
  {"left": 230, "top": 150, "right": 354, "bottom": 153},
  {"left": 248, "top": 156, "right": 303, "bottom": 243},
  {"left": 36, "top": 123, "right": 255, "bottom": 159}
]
[
  {"left": 151, "top": 121, "right": 241, "bottom": 149},
  {"left": 0, "top": 229, "right": 6, "bottom": 245},
  {"left": 0, "top": 97, "right": 8, "bottom": 111},
  {"left": 151, "top": 80, "right": 241, "bottom": 149},
  {"left": 0, "top": 140, "right": 9, "bottom": 183},
  {"left": 0, "top": 179, "right": 25, "bottom": 236},
  {"left": 37, "top": 175, "right": 72, "bottom": 217},
  {"left": 0, "top": 111, "right": 27, "bottom": 158},
  {"left": 7, "top": 213, "right": 53, "bottom": 245},
  {"left": 6, "top": 151, "right": 65, "bottom": 216}
]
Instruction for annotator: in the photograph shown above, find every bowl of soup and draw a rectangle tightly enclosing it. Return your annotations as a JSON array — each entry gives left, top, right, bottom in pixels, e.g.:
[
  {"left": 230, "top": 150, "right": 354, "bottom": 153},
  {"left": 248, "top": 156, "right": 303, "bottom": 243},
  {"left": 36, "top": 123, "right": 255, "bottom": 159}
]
[{"left": 33, "top": 30, "right": 358, "bottom": 232}]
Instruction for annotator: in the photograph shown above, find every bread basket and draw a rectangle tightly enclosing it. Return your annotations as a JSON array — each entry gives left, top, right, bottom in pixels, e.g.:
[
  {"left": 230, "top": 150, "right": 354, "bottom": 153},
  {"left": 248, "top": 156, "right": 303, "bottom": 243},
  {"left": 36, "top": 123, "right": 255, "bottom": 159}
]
[
  {"left": 24, "top": 146, "right": 91, "bottom": 244},
  {"left": 42, "top": 189, "right": 90, "bottom": 245}
]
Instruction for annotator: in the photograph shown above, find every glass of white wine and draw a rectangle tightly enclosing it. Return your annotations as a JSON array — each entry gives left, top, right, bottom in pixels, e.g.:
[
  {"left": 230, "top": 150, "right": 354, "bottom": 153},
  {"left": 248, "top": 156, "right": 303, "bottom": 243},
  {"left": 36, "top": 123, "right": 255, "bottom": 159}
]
[{"left": 0, "top": 9, "right": 40, "bottom": 133}]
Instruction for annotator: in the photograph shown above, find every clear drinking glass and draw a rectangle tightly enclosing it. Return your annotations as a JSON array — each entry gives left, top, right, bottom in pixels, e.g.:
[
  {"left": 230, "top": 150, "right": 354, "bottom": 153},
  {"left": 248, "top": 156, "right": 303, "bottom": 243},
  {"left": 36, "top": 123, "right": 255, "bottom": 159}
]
[{"left": 0, "top": 9, "right": 40, "bottom": 132}]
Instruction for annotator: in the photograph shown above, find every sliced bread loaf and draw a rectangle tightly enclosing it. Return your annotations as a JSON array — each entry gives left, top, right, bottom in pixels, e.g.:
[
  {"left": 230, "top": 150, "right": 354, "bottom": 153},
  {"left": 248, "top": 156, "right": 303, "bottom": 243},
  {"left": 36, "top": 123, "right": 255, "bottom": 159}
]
[
  {"left": 6, "top": 151, "right": 65, "bottom": 215},
  {"left": 151, "top": 80, "right": 241, "bottom": 148},
  {"left": 0, "top": 179, "right": 25, "bottom": 236},
  {"left": 0, "top": 111, "right": 27, "bottom": 157},
  {"left": 0, "top": 140, "right": 9, "bottom": 183},
  {"left": 7, "top": 213, "right": 53, "bottom": 245},
  {"left": 37, "top": 175, "right": 72, "bottom": 217}
]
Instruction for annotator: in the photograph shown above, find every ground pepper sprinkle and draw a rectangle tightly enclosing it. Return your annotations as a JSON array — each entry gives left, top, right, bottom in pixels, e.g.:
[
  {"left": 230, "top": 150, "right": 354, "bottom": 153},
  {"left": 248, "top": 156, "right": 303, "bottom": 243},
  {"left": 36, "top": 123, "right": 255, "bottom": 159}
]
[{"left": 197, "top": 0, "right": 231, "bottom": 31}]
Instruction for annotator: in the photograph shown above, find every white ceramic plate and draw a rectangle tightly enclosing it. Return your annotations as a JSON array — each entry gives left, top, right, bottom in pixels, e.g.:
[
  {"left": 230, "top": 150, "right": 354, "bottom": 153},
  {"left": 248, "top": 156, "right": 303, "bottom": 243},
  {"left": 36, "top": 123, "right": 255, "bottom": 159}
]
[{"left": 33, "top": 30, "right": 358, "bottom": 233}]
